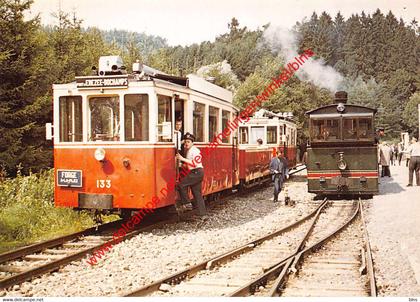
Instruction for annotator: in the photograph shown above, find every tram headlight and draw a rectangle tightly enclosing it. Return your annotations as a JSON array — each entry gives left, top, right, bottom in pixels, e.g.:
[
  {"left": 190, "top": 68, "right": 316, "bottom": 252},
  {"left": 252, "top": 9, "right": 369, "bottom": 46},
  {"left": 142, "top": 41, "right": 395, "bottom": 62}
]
[{"left": 94, "top": 148, "right": 106, "bottom": 162}]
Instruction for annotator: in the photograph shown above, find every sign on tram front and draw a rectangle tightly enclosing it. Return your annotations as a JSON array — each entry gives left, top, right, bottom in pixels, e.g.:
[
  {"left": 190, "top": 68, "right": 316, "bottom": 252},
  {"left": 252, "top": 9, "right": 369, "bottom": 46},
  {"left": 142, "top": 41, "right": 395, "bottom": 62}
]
[{"left": 75, "top": 75, "right": 128, "bottom": 88}]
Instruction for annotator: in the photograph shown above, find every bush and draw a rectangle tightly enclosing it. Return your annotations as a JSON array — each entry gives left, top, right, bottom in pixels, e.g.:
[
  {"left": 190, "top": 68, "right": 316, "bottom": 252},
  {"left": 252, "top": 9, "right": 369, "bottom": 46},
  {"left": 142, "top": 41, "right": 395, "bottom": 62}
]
[{"left": 0, "top": 169, "right": 94, "bottom": 251}]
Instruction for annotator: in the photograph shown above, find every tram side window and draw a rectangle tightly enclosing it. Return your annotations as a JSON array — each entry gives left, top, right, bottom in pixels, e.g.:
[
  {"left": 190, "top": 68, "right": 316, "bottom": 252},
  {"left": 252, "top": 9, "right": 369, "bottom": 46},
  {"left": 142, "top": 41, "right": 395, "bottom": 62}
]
[
  {"left": 239, "top": 127, "right": 248, "bottom": 144},
  {"left": 358, "top": 118, "right": 373, "bottom": 140},
  {"left": 222, "top": 110, "right": 230, "bottom": 143},
  {"left": 193, "top": 102, "right": 205, "bottom": 142},
  {"left": 209, "top": 106, "right": 219, "bottom": 142},
  {"left": 250, "top": 126, "right": 264, "bottom": 144},
  {"left": 311, "top": 119, "right": 341, "bottom": 141},
  {"left": 59, "top": 96, "right": 83, "bottom": 142},
  {"left": 267, "top": 126, "right": 277, "bottom": 144},
  {"left": 89, "top": 96, "right": 120, "bottom": 141},
  {"left": 157, "top": 95, "right": 172, "bottom": 142},
  {"left": 124, "top": 94, "right": 149, "bottom": 141}
]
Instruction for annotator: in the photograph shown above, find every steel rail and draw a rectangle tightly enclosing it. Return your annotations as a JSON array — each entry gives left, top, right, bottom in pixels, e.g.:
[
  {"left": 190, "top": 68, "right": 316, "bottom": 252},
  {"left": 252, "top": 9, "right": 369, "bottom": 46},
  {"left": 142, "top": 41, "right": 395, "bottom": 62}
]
[
  {"left": 359, "top": 199, "right": 377, "bottom": 296},
  {"left": 229, "top": 199, "right": 360, "bottom": 297},
  {"left": 0, "top": 218, "right": 175, "bottom": 290},
  {"left": 124, "top": 198, "right": 328, "bottom": 297},
  {"left": 229, "top": 198, "right": 331, "bottom": 297},
  {"left": 0, "top": 220, "right": 122, "bottom": 265}
]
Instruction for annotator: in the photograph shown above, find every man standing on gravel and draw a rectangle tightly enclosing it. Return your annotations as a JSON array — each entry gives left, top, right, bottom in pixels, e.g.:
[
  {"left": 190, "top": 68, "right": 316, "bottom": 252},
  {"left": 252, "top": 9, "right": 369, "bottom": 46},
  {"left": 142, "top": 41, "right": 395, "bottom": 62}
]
[
  {"left": 269, "top": 150, "right": 289, "bottom": 203},
  {"left": 175, "top": 132, "right": 207, "bottom": 216},
  {"left": 406, "top": 137, "right": 420, "bottom": 186}
]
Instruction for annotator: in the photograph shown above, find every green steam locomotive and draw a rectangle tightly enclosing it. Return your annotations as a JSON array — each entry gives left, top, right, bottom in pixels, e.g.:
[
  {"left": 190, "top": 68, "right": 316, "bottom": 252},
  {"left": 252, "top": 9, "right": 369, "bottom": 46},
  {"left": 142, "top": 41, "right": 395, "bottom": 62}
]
[{"left": 306, "top": 91, "right": 379, "bottom": 197}]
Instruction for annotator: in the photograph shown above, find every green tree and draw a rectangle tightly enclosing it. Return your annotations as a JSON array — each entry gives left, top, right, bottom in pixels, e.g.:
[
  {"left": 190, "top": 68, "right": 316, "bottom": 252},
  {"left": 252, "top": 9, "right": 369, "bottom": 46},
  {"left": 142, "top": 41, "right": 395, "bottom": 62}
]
[
  {"left": 0, "top": 0, "right": 53, "bottom": 175},
  {"left": 403, "top": 92, "right": 420, "bottom": 135}
]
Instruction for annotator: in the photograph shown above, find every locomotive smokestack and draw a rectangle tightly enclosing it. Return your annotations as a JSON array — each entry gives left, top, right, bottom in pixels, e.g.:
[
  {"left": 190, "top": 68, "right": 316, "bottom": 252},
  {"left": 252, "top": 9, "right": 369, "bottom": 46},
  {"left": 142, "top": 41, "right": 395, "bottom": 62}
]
[{"left": 335, "top": 91, "right": 347, "bottom": 104}]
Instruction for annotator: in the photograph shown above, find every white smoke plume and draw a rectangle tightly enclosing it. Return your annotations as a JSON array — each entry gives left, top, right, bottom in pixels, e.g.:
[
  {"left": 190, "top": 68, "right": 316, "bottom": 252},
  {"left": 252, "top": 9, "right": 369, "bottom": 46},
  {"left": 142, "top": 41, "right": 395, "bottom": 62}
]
[{"left": 263, "top": 25, "right": 343, "bottom": 92}]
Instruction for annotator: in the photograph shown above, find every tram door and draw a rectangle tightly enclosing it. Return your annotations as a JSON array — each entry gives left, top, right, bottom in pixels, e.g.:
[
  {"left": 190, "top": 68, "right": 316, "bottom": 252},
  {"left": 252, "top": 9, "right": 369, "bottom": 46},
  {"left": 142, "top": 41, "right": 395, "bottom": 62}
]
[{"left": 175, "top": 98, "right": 185, "bottom": 150}]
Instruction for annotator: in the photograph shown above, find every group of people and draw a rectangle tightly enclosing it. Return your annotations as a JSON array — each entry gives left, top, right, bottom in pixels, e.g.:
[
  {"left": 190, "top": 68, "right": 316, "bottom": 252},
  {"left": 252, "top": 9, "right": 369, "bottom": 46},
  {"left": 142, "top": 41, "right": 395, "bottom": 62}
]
[{"left": 377, "top": 127, "right": 420, "bottom": 186}]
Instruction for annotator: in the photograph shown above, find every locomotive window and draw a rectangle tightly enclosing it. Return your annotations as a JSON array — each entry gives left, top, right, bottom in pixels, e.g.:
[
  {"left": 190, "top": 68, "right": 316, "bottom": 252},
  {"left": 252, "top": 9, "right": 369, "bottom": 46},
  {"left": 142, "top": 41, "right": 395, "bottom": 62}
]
[
  {"left": 311, "top": 119, "right": 341, "bottom": 141},
  {"left": 267, "top": 126, "right": 277, "bottom": 144},
  {"left": 343, "top": 118, "right": 358, "bottom": 140},
  {"left": 239, "top": 127, "right": 248, "bottom": 144},
  {"left": 222, "top": 110, "right": 230, "bottom": 143},
  {"left": 193, "top": 102, "right": 205, "bottom": 142},
  {"left": 89, "top": 96, "right": 120, "bottom": 141},
  {"left": 124, "top": 94, "right": 149, "bottom": 141},
  {"left": 209, "top": 106, "right": 219, "bottom": 142},
  {"left": 358, "top": 118, "right": 372, "bottom": 140},
  {"left": 250, "top": 126, "right": 264, "bottom": 144},
  {"left": 59, "top": 96, "right": 83, "bottom": 142},
  {"left": 157, "top": 95, "right": 172, "bottom": 142}
]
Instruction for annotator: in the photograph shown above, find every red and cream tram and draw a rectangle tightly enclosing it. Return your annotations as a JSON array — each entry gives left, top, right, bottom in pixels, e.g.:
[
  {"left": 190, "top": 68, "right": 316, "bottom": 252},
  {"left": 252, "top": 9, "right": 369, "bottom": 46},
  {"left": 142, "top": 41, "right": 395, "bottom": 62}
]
[
  {"left": 238, "top": 109, "right": 297, "bottom": 187},
  {"left": 48, "top": 56, "right": 297, "bottom": 216}
]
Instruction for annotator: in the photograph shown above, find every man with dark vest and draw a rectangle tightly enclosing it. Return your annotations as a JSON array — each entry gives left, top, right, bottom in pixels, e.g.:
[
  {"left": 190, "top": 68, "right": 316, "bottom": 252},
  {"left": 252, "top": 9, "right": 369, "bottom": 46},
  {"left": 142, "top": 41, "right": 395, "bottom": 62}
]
[
  {"left": 269, "top": 150, "right": 289, "bottom": 203},
  {"left": 175, "top": 132, "right": 206, "bottom": 216}
]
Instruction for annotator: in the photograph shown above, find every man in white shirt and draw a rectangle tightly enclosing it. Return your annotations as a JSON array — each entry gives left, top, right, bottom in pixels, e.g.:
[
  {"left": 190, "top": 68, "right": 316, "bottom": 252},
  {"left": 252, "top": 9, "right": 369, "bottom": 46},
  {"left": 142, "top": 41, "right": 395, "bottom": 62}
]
[
  {"left": 174, "top": 118, "right": 183, "bottom": 152},
  {"left": 406, "top": 137, "right": 420, "bottom": 186},
  {"left": 175, "top": 132, "right": 206, "bottom": 216}
]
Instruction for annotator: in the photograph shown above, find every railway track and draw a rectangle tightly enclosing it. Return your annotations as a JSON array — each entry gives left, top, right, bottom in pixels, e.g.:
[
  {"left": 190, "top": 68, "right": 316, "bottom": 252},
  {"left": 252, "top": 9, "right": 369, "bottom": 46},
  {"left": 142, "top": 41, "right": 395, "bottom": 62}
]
[
  {"left": 0, "top": 173, "right": 284, "bottom": 292},
  {"left": 0, "top": 213, "right": 178, "bottom": 290},
  {"left": 125, "top": 198, "right": 376, "bottom": 297}
]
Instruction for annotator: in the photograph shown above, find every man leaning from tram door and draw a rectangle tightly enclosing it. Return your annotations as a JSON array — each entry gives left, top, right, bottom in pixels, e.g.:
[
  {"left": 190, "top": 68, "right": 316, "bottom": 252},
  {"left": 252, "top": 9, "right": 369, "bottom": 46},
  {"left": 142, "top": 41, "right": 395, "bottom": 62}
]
[
  {"left": 269, "top": 150, "right": 289, "bottom": 203},
  {"left": 175, "top": 132, "right": 207, "bottom": 216}
]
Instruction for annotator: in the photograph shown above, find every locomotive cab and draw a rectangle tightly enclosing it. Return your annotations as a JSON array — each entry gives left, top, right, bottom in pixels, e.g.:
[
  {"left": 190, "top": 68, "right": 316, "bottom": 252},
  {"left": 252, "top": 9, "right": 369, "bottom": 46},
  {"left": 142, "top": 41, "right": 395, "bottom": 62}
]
[{"left": 306, "top": 91, "right": 379, "bottom": 197}]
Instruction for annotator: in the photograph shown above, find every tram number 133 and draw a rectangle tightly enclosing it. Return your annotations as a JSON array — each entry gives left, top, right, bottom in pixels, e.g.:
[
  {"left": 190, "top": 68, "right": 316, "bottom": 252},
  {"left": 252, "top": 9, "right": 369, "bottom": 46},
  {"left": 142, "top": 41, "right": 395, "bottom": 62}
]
[{"left": 96, "top": 179, "right": 111, "bottom": 188}]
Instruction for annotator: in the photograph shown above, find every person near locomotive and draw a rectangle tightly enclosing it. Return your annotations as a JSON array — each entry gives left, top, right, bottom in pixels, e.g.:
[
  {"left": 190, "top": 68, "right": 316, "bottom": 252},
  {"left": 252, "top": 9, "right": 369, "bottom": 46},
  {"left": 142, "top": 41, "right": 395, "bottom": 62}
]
[
  {"left": 269, "top": 150, "right": 289, "bottom": 203},
  {"left": 175, "top": 132, "right": 207, "bottom": 216},
  {"left": 397, "top": 142, "right": 404, "bottom": 166},
  {"left": 379, "top": 142, "right": 392, "bottom": 177},
  {"left": 374, "top": 127, "right": 385, "bottom": 144},
  {"left": 406, "top": 137, "right": 420, "bottom": 186},
  {"left": 389, "top": 144, "right": 395, "bottom": 166}
]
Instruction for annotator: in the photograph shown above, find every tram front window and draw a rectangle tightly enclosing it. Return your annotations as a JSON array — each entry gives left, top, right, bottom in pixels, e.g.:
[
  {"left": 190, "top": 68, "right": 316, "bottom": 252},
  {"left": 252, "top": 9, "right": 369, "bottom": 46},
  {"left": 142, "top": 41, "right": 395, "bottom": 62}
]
[
  {"left": 250, "top": 126, "right": 264, "bottom": 144},
  {"left": 59, "top": 96, "right": 82, "bottom": 142},
  {"left": 239, "top": 127, "right": 248, "bottom": 144},
  {"left": 311, "top": 119, "right": 341, "bottom": 141},
  {"left": 89, "top": 96, "right": 120, "bottom": 141},
  {"left": 125, "top": 94, "right": 149, "bottom": 141},
  {"left": 267, "top": 126, "right": 277, "bottom": 144}
]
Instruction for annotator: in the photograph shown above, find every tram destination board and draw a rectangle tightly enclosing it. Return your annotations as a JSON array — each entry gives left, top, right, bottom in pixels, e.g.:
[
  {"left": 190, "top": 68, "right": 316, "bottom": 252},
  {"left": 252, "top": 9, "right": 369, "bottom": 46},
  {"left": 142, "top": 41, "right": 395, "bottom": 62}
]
[
  {"left": 76, "top": 75, "right": 128, "bottom": 88},
  {"left": 57, "top": 169, "right": 83, "bottom": 187}
]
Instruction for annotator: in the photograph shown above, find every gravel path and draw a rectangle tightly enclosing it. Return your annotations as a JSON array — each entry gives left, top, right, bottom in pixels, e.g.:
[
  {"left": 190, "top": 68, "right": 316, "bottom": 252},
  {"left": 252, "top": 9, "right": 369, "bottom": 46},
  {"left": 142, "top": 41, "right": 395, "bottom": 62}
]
[
  {"left": 3, "top": 178, "right": 316, "bottom": 297},
  {"left": 365, "top": 165, "right": 420, "bottom": 296}
]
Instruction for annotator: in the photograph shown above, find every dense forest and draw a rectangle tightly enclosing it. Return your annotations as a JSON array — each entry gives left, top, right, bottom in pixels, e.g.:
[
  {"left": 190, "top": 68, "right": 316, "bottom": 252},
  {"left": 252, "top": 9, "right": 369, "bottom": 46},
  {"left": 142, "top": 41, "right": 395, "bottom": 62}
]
[{"left": 0, "top": 0, "right": 419, "bottom": 175}]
